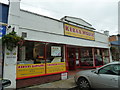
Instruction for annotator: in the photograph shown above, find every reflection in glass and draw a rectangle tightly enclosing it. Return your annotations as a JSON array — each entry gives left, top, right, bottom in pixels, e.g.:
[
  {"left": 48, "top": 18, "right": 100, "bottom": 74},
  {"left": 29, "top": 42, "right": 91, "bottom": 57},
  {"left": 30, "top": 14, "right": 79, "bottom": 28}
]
[{"left": 80, "top": 48, "right": 93, "bottom": 66}]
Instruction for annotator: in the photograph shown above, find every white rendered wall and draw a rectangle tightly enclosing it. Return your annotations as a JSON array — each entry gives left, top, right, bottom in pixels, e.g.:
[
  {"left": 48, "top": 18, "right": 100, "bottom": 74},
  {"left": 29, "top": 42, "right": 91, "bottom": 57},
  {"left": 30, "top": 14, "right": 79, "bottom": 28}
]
[
  {"left": 19, "top": 10, "right": 64, "bottom": 35},
  {"left": 19, "top": 28, "right": 109, "bottom": 48},
  {"left": 18, "top": 10, "right": 109, "bottom": 48},
  {"left": 95, "top": 32, "right": 109, "bottom": 44}
]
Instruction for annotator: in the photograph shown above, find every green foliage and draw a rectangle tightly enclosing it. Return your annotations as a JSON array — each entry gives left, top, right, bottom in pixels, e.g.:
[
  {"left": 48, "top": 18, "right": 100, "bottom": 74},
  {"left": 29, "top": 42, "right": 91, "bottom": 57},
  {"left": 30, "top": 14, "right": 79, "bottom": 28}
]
[
  {"left": 2, "top": 30, "right": 24, "bottom": 51},
  {"left": 110, "top": 47, "right": 117, "bottom": 53}
]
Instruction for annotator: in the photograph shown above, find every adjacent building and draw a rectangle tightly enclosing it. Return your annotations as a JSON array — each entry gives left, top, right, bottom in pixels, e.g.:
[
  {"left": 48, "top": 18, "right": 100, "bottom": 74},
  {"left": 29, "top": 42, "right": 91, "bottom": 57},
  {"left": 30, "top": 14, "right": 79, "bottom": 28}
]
[
  {"left": 109, "top": 34, "right": 120, "bottom": 61},
  {"left": 0, "top": 3, "right": 9, "bottom": 78},
  {"left": 0, "top": 3, "right": 8, "bottom": 37}
]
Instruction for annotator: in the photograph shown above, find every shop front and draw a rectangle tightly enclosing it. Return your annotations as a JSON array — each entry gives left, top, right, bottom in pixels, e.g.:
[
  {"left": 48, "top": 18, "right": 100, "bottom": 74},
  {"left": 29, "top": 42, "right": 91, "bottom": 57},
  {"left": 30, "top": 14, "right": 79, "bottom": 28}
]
[
  {"left": 66, "top": 46, "right": 110, "bottom": 71},
  {"left": 16, "top": 41, "right": 68, "bottom": 88},
  {"left": 16, "top": 20, "right": 110, "bottom": 88},
  {"left": 4, "top": 1, "right": 111, "bottom": 88},
  {"left": 16, "top": 23, "right": 110, "bottom": 88},
  {"left": 64, "top": 23, "right": 110, "bottom": 70},
  {"left": 16, "top": 40, "right": 110, "bottom": 84}
]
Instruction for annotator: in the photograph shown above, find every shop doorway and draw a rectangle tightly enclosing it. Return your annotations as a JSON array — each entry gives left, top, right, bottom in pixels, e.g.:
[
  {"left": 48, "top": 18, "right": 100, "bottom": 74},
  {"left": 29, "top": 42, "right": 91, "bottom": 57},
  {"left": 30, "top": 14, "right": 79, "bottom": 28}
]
[{"left": 67, "top": 47, "right": 80, "bottom": 70}]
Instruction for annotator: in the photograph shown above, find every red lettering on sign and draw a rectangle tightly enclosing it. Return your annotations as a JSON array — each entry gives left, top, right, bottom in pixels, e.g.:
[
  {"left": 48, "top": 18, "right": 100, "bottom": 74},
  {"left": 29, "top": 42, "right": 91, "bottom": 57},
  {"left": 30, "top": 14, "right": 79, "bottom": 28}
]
[
  {"left": 70, "top": 27, "right": 73, "bottom": 32},
  {"left": 65, "top": 25, "right": 69, "bottom": 31},
  {"left": 73, "top": 28, "right": 75, "bottom": 32},
  {"left": 76, "top": 29, "right": 79, "bottom": 33}
]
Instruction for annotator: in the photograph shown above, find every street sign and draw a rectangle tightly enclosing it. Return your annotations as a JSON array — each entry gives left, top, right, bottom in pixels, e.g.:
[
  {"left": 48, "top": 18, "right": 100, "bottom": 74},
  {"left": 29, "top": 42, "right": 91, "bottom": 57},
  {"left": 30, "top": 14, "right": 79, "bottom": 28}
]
[{"left": 0, "top": 26, "right": 6, "bottom": 38}]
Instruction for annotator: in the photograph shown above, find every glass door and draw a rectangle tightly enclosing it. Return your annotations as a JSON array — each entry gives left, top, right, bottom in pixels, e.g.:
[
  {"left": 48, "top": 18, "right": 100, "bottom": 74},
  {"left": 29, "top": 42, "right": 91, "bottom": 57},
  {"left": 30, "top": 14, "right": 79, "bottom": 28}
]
[
  {"left": 75, "top": 48, "right": 80, "bottom": 68},
  {"left": 67, "top": 48, "right": 76, "bottom": 70}
]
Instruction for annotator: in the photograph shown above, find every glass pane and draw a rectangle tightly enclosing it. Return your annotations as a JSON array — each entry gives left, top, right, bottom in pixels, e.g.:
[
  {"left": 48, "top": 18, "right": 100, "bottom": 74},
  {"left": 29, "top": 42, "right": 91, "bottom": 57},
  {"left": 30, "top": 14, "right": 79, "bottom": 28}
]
[
  {"left": 46, "top": 43, "right": 64, "bottom": 63},
  {"left": 75, "top": 49, "right": 80, "bottom": 67},
  {"left": 103, "top": 49, "right": 109, "bottom": 56},
  {"left": 76, "top": 60, "right": 79, "bottom": 66},
  {"left": 80, "top": 48, "right": 93, "bottom": 66},
  {"left": 95, "top": 49, "right": 103, "bottom": 66},
  {"left": 33, "top": 42, "right": 45, "bottom": 64},
  {"left": 103, "top": 57, "right": 109, "bottom": 64},
  {"left": 17, "top": 41, "right": 45, "bottom": 64},
  {"left": 17, "top": 41, "right": 34, "bottom": 64}
]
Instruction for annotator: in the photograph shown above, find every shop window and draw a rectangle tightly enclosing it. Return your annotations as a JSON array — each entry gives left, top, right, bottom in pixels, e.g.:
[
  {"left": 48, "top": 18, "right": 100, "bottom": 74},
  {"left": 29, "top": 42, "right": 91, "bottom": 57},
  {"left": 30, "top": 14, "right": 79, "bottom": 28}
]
[
  {"left": 80, "top": 48, "right": 93, "bottom": 66},
  {"left": 46, "top": 43, "right": 64, "bottom": 63},
  {"left": 18, "top": 41, "right": 45, "bottom": 64},
  {"left": 103, "top": 49, "right": 109, "bottom": 64},
  {"left": 75, "top": 49, "right": 80, "bottom": 67},
  {"left": 94, "top": 49, "right": 103, "bottom": 66},
  {"left": 33, "top": 42, "right": 45, "bottom": 64},
  {"left": 17, "top": 41, "right": 66, "bottom": 79},
  {"left": 18, "top": 41, "right": 65, "bottom": 64}
]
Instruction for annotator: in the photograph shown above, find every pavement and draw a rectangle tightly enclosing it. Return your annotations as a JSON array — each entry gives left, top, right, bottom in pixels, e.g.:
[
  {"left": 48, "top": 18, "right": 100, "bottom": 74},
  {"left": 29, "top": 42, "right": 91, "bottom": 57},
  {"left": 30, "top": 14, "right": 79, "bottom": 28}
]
[
  {"left": 19, "top": 69, "right": 85, "bottom": 90},
  {"left": 20, "top": 77, "right": 77, "bottom": 90}
]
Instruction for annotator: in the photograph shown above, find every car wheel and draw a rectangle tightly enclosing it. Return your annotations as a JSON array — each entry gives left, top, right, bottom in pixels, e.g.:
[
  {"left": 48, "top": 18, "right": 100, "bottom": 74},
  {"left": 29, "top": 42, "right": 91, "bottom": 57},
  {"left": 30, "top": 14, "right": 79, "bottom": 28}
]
[{"left": 77, "top": 77, "right": 91, "bottom": 90}]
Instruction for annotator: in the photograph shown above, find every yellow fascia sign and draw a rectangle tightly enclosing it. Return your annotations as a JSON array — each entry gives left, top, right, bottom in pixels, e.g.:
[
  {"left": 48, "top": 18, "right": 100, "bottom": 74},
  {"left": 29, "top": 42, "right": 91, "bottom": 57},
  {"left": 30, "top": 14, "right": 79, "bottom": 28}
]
[{"left": 64, "top": 24, "right": 95, "bottom": 40}]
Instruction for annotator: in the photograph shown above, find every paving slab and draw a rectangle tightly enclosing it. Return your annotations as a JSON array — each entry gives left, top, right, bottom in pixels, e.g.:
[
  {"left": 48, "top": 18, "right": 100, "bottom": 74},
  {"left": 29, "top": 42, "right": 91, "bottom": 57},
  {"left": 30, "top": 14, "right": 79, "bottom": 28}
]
[{"left": 20, "top": 77, "right": 77, "bottom": 89}]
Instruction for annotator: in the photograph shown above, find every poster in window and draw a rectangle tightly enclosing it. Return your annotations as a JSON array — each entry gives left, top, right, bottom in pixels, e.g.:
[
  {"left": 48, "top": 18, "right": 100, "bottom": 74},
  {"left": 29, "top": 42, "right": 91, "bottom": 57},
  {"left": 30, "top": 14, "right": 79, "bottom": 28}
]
[{"left": 51, "top": 46, "right": 61, "bottom": 56}]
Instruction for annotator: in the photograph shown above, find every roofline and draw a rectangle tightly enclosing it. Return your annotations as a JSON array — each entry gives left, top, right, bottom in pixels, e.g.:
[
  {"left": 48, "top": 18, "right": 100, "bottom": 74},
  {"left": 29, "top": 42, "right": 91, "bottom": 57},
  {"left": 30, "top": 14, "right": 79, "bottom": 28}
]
[
  {"left": 20, "top": 9, "right": 96, "bottom": 31},
  {"left": 117, "top": 34, "right": 120, "bottom": 36},
  {"left": 63, "top": 19, "right": 96, "bottom": 30},
  {"left": 62, "top": 16, "right": 92, "bottom": 26},
  {"left": 109, "top": 34, "right": 120, "bottom": 37},
  {"left": 21, "top": 9, "right": 110, "bottom": 35},
  {"left": 20, "top": 9, "right": 62, "bottom": 23}
]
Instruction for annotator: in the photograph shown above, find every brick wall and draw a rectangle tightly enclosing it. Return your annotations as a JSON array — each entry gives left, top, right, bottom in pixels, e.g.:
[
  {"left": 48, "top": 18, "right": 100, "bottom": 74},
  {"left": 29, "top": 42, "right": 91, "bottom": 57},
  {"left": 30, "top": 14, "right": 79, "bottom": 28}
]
[
  {"left": 17, "top": 74, "right": 61, "bottom": 88},
  {"left": 109, "top": 35, "right": 117, "bottom": 42}
]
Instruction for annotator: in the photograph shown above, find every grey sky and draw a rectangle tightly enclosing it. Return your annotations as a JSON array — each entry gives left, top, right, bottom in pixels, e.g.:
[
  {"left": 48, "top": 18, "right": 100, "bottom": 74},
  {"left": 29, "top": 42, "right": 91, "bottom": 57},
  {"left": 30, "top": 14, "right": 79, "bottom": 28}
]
[{"left": 1, "top": 0, "right": 119, "bottom": 35}]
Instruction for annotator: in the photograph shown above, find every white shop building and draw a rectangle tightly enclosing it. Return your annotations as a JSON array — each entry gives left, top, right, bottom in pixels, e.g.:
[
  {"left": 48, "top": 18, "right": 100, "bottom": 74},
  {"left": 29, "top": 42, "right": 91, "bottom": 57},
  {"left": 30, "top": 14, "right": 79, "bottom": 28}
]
[{"left": 3, "top": 0, "right": 112, "bottom": 89}]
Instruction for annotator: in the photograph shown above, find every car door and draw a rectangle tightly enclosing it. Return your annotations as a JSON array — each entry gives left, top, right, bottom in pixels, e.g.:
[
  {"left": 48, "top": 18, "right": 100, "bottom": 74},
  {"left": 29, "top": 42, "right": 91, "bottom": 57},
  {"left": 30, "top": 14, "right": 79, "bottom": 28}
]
[{"left": 90, "top": 64, "right": 120, "bottom": 88}]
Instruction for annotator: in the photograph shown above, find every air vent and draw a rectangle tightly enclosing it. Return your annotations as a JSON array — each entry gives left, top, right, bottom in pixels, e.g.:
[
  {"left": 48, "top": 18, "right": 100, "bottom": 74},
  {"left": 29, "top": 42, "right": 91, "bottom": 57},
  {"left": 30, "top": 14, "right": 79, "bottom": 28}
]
[{"left": 22, "top": 32, "right": 27, "bottom": 38}]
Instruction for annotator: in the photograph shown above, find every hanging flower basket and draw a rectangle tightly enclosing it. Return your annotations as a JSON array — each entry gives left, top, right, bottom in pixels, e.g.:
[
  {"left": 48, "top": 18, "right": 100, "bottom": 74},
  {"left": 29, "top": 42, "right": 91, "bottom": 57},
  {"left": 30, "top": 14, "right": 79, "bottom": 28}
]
[{"left": 2, "top": 30, "right": 24, "bottom": 51}]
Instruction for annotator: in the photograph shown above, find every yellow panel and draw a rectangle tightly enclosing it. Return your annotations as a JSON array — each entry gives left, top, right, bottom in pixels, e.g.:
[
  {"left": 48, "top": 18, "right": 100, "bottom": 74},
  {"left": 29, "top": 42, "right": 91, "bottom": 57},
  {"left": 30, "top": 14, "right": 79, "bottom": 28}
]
[
  {"left": 16, "top": 64, "right": 45, "bottom": 78},
  {"left": 64, "top": 24, "right": 95, "bottom": 40},
  {"left": 46, "top": 62, "right": 66, "bottom": 74}
]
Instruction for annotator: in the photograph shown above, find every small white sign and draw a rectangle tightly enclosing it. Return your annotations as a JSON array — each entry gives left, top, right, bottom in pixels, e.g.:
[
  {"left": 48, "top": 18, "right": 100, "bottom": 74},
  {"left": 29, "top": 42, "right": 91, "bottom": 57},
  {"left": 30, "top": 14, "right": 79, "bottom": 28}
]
[
  {"left": 51, "top": 46, "right": 61, "bottom": 56},
  {"left": 5, "top": 47, "right": 17, "bottom": 65},
  {"left": 61, "top": 72, "right": 67, "bottom": 80}
]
